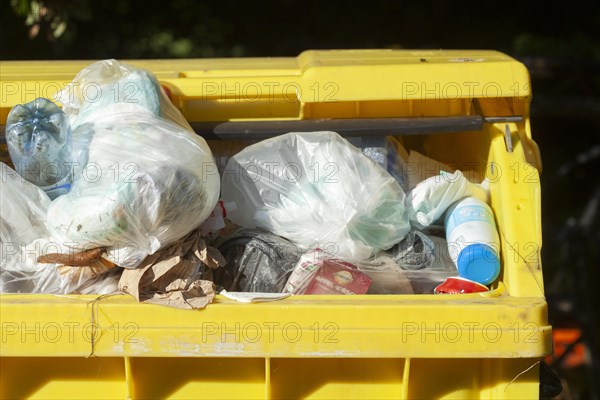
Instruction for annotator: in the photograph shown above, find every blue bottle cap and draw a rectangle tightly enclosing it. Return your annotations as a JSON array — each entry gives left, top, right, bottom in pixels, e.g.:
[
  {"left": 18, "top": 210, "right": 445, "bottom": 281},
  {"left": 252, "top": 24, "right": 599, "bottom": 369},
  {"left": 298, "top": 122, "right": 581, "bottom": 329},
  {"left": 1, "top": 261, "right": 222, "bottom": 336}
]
[{"left": 457, "top": 243, "right": 500, "bottom": 285}]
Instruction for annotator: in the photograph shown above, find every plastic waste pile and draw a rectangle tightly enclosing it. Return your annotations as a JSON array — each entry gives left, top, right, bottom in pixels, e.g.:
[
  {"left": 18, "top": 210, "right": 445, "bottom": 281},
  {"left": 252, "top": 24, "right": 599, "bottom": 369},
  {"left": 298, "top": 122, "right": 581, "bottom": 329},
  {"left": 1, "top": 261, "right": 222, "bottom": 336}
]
[
  {"left": 2, "top": 60, "right": 220, "bottom": 300},
  {"left": 1, "top": 59, "right": 503, "bottom": 304},
  {"left": 47, "top": 60, "right": 220, "bottom": 269}
]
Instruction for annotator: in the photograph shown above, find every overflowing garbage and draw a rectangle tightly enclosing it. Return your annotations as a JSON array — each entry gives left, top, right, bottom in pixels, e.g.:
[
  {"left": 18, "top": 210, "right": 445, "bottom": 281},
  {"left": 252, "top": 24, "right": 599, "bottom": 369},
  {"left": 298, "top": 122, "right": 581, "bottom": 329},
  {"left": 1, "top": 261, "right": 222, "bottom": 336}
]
[{"left": 0, "top": 59, "right": 503, "bottom": 308}]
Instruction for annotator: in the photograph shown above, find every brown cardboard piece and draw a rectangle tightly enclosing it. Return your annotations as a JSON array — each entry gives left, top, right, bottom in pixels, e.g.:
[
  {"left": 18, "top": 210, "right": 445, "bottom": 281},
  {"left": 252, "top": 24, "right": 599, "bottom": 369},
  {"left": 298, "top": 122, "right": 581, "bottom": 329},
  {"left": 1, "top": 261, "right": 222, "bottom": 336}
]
[
  {"left": 118, "top": 228, "right": 225, "bottom": 309},
  {"left": 407, "top": 150, "right": 455, "bottom": 191}
]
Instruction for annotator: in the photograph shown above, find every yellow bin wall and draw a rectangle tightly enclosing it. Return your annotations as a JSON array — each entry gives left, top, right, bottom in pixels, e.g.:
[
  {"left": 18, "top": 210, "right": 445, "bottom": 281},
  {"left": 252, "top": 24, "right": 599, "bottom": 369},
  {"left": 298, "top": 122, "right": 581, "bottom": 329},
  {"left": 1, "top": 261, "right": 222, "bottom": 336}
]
[{"left": 0, "top": 50, "right": 549, "bottom": 399}]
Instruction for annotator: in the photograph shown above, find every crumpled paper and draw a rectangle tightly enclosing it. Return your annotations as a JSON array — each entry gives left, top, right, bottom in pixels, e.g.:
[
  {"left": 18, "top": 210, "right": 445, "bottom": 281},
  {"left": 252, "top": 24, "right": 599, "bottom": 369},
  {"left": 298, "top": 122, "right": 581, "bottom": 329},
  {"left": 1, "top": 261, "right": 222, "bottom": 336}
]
[{"left": 118, "top": 229, "right": 225, "bottom": 309}]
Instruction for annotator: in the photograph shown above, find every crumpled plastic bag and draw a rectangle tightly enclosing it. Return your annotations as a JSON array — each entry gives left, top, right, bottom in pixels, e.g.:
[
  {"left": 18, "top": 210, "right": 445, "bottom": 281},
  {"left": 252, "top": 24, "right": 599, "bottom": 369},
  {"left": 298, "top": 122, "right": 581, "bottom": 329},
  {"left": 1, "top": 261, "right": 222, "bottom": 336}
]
[
  {"left": 384, "top": 230, "right": 435, "bottom": 270},
  {"left": 56, "top": 59, "right": 189, "bottom": 130},
  {"left": 1, "top": 163, "right": 118, "bottom": 294},
  {"left": 0, "top": 163, "right": 54, "bottom": 292},
  {"left": 221, "top": 131, "right": 411, "bottom": 260},
  {"left": 355, "top": 255, "right": 415, "bottom": 294},
  {"left": 46, "top": 60, "right": 220, "bottom": 268},
  {"left": 408, "top": 170, "right": 489, "bottom": 229},
  {"left": 214, "top": 228, "right": 302, "bottom": 293}
]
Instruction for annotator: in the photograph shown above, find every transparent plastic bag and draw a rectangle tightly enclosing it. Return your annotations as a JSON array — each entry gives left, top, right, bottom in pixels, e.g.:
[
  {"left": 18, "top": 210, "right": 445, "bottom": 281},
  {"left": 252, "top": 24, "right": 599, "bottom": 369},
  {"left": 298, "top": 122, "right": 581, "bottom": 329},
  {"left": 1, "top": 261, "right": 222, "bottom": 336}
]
[
  {"left": 1, "top": 164, "right": 50, "bottom": 262},
  {"left": 0, "top": 164, "right": 64, "bottom": 293},
  {"left": 55, "top": 59, "right": 189, "bottom": 130},
  {"left": 28, "top": 244, "right": 121, "bottom": 295},
  {"left": 384, "top": 230, "right": 435, "bottom": 270},
  {"left": 348, "top": 136, "right": 409, "bottom": 191},
  {"left": 361, "top": 264, "right": 456, "bottom": 294},
  {"left": 284, "top": 246, "right": 456, "bottom": 295},
  {"left": 1, "top": 163, "right": 53, "bottom": 292},
  {"left": 1, "top": 162, "right": 125, "bottom": 294},
  {"left": 46, "top": 60, "right": 220, "bottom": 268},
  {"left": 221, "top": 131, "right": 410, "bottom": 260}
]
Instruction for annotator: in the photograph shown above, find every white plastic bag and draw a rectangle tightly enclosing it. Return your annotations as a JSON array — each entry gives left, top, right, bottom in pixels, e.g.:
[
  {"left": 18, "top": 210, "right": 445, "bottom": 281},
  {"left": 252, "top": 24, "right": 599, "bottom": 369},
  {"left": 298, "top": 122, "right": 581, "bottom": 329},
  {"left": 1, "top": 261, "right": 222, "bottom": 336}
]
[
  {"left": 55, "top": 59, "right": 189, "bottom": 130},
  {"left": 1, "top": 163, "right": 119, "bottom": 293},
  {"left": 408, "top": 170, "right": 489, "bottom": 229},
  {"left": 48, "top": 60, "right": 220, "bottom": 268},
  {"left": 0, "top": 163, "right": 55, "bottom": 292},
  {"left": 221, "top": 131, "right": 410, "bottom": 260}
]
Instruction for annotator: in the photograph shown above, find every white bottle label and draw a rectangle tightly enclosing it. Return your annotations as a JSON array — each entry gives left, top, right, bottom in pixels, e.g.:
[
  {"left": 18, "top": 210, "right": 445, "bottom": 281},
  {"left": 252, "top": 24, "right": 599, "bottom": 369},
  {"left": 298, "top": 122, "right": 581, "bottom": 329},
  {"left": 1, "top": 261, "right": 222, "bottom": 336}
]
[{"left": 445, "top": 199, "right": 500, "bottom": 264}]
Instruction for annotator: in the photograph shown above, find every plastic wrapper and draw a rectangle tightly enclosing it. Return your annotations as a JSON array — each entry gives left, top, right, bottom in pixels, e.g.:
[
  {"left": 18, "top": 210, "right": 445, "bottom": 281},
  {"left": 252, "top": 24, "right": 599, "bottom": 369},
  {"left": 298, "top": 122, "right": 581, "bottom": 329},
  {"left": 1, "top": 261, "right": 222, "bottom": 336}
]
[
  {"left": 1, "top": 164, "right": 51, "bottom": 269},
  {"left": 408, "top": 170, "right": 489, "bottom": 229},
  {"left": 286, "top": 247, "right": 457, "bottom": 295},
  {"left": 356, "top": 256, "right": 414, "bottom": 294},
  {"left": 367, "top": 231, "right": 458, "bottom": 293},
  {"left": 46, "top": 60, "right": 220, "bottom": 268},
  {"left": 348, "top": 136, "right": 387, "bottom": 167},
  {"left": 348, "top": 136, "right": 409, "bottom": 191},
  {"left": 214, "top": 228, "right": 302, "bottom": 292},
  {"left": 283, "top": 249, "right": 328, "bottom": 294},
  {"left": 303, "top": 259, "right": 372, "bottom": 295},
  {"left": 385, "top": 230, "right": 435, "bottom": 270},
  {"left": 221, "top": 131, "right": 411, "bottom": 260},
  {"left": 425, "top": 234, "right": 458, "bottom": 272},
  {"left": 283, "top": 249, "right": 371, "bottom": 295},
  {"left": 358, "top": 254, "right": 458, "bottom": 294}
]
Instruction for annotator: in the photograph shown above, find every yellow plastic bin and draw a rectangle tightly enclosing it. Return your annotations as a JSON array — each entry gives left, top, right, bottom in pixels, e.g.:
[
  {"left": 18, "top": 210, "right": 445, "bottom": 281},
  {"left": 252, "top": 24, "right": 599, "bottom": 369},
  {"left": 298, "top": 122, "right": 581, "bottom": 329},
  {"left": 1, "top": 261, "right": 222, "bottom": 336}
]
[{"left": 0, "top": 50, "right": 550, "bottom": 399}]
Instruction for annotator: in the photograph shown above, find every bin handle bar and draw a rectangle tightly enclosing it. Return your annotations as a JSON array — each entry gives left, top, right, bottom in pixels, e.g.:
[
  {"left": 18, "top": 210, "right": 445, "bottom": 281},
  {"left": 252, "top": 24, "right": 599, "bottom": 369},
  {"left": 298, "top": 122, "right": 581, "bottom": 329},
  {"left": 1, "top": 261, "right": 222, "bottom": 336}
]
[
  {"left": 189, "top": 113, "right": 521, "bottom": 140},
  {"left": 482, "top": 116, "right": 523, "bottom": 123},
  {"left": 190, "top": 116, "right": 482, "bottom": 140},
  {"left": 0, "top": 116, "right": 522, "bottom": 141}
]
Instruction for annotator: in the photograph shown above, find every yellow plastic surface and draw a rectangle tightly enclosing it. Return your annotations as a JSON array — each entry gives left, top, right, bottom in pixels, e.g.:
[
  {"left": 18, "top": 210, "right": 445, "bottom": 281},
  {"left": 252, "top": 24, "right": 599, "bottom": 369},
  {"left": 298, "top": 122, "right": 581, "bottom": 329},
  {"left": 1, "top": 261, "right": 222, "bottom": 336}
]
[
  {"left": 0, "top": 50, "right": 532, "bottom": 123},
  {"left": 0, "top": 50, "right": 548, "bottom": 399}
]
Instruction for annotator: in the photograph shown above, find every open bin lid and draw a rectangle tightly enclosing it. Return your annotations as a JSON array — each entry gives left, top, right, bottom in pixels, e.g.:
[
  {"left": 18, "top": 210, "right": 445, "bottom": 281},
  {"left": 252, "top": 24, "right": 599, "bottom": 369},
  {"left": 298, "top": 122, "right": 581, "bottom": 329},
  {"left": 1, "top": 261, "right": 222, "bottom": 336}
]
[{"left": 1, "top": 50, "right": 530, "bottom": 134}]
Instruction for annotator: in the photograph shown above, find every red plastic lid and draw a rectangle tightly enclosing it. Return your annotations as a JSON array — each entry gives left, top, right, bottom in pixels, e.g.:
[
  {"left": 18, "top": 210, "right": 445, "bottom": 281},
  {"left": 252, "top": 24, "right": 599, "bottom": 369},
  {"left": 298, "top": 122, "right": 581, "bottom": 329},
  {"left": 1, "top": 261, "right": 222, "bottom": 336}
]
[{"left": 434, "top": 276, "right": 489, "bottom": 294}]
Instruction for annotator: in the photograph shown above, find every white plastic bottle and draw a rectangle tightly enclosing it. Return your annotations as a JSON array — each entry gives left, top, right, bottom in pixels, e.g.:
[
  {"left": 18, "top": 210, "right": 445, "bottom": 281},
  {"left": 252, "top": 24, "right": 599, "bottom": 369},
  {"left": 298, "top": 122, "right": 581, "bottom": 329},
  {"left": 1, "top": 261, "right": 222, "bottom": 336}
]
[{"left": 444, "top": 197, "right": 500, "bottom": 285}]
